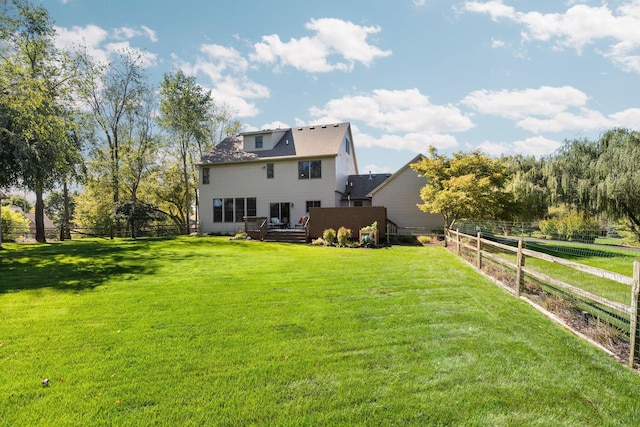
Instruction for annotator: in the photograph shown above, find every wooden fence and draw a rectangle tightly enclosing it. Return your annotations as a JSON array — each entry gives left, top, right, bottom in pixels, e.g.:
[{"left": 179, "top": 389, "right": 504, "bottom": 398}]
[{"left": 446, "top": 228, "right": 640, "bottom": 368}]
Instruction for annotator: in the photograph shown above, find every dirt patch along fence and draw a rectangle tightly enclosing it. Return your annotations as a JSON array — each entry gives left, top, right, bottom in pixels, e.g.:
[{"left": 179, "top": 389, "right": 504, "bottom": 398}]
[{"left": 446, "top": 228, "right": 640, "bottom": 368}]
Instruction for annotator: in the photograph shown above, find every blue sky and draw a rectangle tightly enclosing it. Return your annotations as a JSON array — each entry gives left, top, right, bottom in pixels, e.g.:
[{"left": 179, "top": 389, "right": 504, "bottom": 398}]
[{"left": 44, "top": 0, "right": 640, "bottom": 173}]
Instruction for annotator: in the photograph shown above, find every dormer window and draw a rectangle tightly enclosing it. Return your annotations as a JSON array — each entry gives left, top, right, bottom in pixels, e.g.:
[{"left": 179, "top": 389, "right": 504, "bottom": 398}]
[{"left": 255, "top": 136, "right": 263, "bottom": 149}]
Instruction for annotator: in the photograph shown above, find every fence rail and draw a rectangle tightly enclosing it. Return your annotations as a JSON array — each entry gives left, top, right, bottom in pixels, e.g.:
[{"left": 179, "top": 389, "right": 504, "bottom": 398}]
[{"left": 447, "top": 228, "right": 640, "bottom": 368}]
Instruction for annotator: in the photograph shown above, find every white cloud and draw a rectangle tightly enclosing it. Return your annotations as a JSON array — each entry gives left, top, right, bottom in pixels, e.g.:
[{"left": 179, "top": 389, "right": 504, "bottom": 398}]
[
  {"left": 362, "top": 163, "right": 393, "bottom": 174},
  {"left": 54, "top": 24, "right": 158, "bottom": 67},
  {"left": 175, "top": 45, "right": 270, "bottom": 118},
  {"left": 461, "top": 84, "right": 640, "bottom": 134},
  {"left": 461, "top": 85, "right": 589, "bottom": 120},
  {"left": 491, "top": 38, "right": 506, "bottom": 48},
  {"left": 260, "top": 121, "right": 290, "bottom": 130},
  {"left": 250, "top": 18, "right": 391, "bottom": 73},
  {"left": 310, "top": 88, "right": 474, "bottom": 134},
  {"left": 513, "top": 136, "right": 562, "bottom": 157},
  {"left": 464, "top": 1, "right": 640, "bottom": 72}
]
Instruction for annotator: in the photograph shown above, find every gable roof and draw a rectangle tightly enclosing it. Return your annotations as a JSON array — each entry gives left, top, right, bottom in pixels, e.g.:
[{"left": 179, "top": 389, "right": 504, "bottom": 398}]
[
  {"left": 200, "top": 122, "right": 352, "bottom": 165},
  {"left": 367, "top": 154, "right": 426, "bottom": 197},
  {"left": 342, "top": 172, "right": 392, "bottom": 200}
]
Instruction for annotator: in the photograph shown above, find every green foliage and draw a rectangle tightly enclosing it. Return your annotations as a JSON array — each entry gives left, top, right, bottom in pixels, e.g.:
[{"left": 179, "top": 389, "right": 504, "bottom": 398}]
[
  {"left": 537, "top": 212, "right": 600, "bottom": 243},
  {"left": 548, "top": 129, "right": 640, "bottom": 241},
  {"left": 360, "top": 221, "right": 377, "bottom": 233},
  {"left": 73, "top": 180, "right": 114, "bottom": 235},
  {"left": 322, "top": 228, "right": 336, "bottom": 245},
  {"left": 502, "top": 155, "right": 550, "bottom": 221},
  {"left": 417, "top": 235, "right": 432, "bottom": 244},
  {"left": 411, "top": 147, "right": 513, "bottom": 229},
  {"left": 1, "top": 207, "right": 29, "bottom": 240},
  {"left": 230, "top": 230, "right": 248, "bottom": 240},
  {"left": 1, "top": 194, "right": 33, "bottom": 212},
  {"left": 336, "top": 226, "right": 351, "bottom": 247}
]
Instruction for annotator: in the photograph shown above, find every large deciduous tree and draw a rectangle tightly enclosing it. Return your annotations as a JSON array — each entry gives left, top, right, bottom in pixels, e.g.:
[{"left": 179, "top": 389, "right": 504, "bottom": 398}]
[
  {"left": 0, "top": 0, "right": 83, "bottom": 242},
  {"left": 547, "top": 128, "right": 640, "bottom": 241},
  {"left": 78, "top": 48, "right": 148, "bottom": 237},
  {"left": 410, "top": 147, "right": 513, "bottom": 230},
  {"left": 159, "top": 71, "right": 212, "bottom": 234}
]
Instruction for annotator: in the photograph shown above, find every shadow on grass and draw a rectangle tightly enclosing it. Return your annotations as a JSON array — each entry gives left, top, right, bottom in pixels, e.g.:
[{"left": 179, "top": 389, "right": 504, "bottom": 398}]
[{"left": 0, "top": 238, "right": 169, "bottom": 294}]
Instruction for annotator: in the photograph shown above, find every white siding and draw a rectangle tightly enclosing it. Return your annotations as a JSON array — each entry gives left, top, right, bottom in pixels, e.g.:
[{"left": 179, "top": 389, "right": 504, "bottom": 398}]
[{"left": 371, "top": 167, "right": 443, "bottom": 231}]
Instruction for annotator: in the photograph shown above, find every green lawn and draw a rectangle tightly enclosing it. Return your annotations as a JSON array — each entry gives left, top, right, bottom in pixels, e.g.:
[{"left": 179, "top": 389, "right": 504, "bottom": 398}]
[{"left": 2, "top": 237, "right": 640, "bottom": 426}]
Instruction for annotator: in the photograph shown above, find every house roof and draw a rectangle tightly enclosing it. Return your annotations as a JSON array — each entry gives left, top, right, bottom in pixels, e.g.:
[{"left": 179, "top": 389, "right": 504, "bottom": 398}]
[
  {"left": 200, "top": 122, "right": 352, "bottom": 165},
  {"left": 366, "top": 154, "right": 426, "bottom": 197},
  {"left": 342, "top": 172, "right": 392, "bottom": 200}
]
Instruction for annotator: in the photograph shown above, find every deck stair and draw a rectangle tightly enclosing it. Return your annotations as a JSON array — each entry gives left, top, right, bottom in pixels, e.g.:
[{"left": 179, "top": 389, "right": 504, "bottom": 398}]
[{"left": 264, "top": 229, "right": 308, "bottom": 243}]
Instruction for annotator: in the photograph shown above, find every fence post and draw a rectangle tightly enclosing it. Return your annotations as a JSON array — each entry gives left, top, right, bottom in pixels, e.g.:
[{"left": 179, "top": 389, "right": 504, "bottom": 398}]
[
  {"left": 515, "top": 239, "right": 525, "bottom": 296},
  {"left": 456, "top": 228, "right": 461, "bottom": 256},
  {"left": 629, "top": 260, "right": 640, "bottom": 368},
  {"left": 476, "top": 232, "right": 482, "bottom": 269}
]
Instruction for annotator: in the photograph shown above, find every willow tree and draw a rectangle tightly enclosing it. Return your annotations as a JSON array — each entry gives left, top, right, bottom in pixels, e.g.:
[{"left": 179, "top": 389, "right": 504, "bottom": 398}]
[
  {"left": 547, "top": 128, "right": 640, "bottom": 241},
  {"left": 410, "top": 146, "right": 513, "bottom": 230}
]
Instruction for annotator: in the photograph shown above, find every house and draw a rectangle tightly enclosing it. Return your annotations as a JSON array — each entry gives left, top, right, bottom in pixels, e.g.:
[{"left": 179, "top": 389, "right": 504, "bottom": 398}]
[
  {"left": 366, "top": 155, "right": 442, "bottom": 232},
  {"left": 197, "top": 122, "right": 444, "bottom": 237},
  {"left": 8, "top": 205, "right": 56, "bottom": 236},
  {"left": 198, "top": 122, "right": 358, "bottom": 235}
]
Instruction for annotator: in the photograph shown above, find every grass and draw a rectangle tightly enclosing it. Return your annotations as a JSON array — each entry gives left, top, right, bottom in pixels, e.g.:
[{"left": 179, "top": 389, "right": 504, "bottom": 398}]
[{"left": 2, "top": 237, "right": 640, "bottom": 426}]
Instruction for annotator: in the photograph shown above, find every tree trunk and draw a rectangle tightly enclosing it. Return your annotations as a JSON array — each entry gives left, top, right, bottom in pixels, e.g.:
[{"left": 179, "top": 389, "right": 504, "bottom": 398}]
[
  {"left": 183, "top": 151, "right": 190, "bottom": 235},
  {"left": 35, "top": 187, "right": 46, "bottom": 243},
  {"left": 60, "top": 181, "right": 71, "bottom": 241}
]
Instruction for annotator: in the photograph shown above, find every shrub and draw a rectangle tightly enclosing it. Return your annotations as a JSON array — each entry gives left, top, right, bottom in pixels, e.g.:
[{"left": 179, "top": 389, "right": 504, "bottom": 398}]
[
  {"left": 337, "top": 226, "right": 351, "bottom": 247},
  {"left": 417, "top": 235, "right": 431, "bottom": 245},
  {"left": 361, "top": 221, "right": 377, "bottom": 233},
  {"left": 311, "top": 237, "right": 325, "bottom": 246},
  {"left": 322, "top": 228, "right": 336, "bottom": 245},
  {"left": 1, "top": 208, "right": 30, "bottom": 241},
  {"left": 230, "top": 231, "right": 248, "bottom": 240}
]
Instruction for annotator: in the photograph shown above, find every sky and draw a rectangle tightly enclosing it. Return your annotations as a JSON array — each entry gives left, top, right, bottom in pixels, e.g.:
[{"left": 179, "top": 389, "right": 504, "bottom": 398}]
[{"left": 42, "top": 0, "right": 640, "bottom": 174}]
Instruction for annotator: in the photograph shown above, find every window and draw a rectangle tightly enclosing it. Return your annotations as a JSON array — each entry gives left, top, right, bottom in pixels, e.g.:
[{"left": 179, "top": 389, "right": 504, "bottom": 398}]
[
  {"left": 266, "top": 163, "right": 274, "bottom": 179},
  {"left": 224, "top": 198, "right": 234, "bottom": 223},
  {"left": 213, "top": 199, "right": 223, "bottom": 222},
  {"left": 299, "top": 160, "right": 321, "bottom": 179},
  {"left": 235, "top": 198, "right": 245, "bottom": 222},
  {"left": 306, "top": 200, "right": 321, "bottom": 212},
  {"left": 255, "top": 136, "right": 263, "bottom": 149},
  {"left": 202, "top": 167, "right": 210, "bottom": 184},
  {"left": 214, "top": 197, "right": 256, "bottom": 223},
  {"left": 247, "top": 198, "right": 257, "bottom": 217},
  {"left": 354, "top": 201, "right": 363, "bottom": 207},
  {"left": 345, "top": 137, "right": 350, "bottom": 154}
]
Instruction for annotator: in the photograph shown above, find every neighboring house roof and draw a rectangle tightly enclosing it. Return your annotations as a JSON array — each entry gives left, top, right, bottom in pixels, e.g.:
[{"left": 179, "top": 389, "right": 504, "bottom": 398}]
[
  {"left": 342, "top": 172, "right": 392, "bottom": 200},
  {"left": 8, "top": 205, "right": 55, "bottom": 229},
  {"left": 367, "top": 154, "right": 426, "bottom": 197},
  {"left": 200, "top": 122, "right": 352, "bottom": 165}
]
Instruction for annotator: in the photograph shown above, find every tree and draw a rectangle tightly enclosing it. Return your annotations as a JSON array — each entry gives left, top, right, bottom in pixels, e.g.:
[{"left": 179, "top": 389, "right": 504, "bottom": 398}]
[
  {"left": 547, "top": 128, "right": 640, "bottom": 241},
  {"left": 0, "top": 0, "right": 83, "bottom": 242},
  {"left": 502, "top": 155, "right": 550, "bottom": 221},
  {"left": 159, "top": 71, "right": 212, "bottom": 234},
  {"left": 78, "top": 48, "right": 149, "bottom": 237},
  {"left": 1, "top": 194, "right": 33, "bottom": 212},
  {"left": 410, "top": 147, "right": 513, "bottom": 230}
]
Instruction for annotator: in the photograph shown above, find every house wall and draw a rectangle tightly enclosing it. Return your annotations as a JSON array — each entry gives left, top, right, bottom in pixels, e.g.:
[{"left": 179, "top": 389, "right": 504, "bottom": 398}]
[
  {"left": 199, "top": 156, "right": 341, "bottom": 234},
  {"left": 371, "top": 167, "right": 443, "bottom": 232}
]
